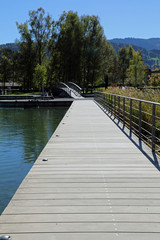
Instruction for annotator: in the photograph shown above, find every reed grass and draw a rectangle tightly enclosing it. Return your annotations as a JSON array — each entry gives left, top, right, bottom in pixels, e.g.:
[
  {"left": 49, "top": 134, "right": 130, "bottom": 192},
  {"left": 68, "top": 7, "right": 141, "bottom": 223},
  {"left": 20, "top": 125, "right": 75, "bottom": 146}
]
[
  {"left": 98, "top": 87, "right": 160, "bottom": 146},
  {"left": 104, "top": 87, "right": 160, "bottom": 103}
]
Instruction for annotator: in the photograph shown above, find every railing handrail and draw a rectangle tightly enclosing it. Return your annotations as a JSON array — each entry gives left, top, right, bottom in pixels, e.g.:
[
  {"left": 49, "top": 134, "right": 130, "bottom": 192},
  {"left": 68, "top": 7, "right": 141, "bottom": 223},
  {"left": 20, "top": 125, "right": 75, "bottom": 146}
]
[
  {"left": 68, "top": 82, "right": 82, "bottom": 91},
  {"left": 58, "top": 82, "right": 70, "bottom": 89}
]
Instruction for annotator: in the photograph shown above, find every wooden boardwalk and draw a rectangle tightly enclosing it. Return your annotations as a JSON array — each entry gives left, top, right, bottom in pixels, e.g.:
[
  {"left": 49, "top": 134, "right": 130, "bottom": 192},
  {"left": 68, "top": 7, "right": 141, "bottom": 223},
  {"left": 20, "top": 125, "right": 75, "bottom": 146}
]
[{"left": 1, "top": 99, "right": 160, "bottom": 239}]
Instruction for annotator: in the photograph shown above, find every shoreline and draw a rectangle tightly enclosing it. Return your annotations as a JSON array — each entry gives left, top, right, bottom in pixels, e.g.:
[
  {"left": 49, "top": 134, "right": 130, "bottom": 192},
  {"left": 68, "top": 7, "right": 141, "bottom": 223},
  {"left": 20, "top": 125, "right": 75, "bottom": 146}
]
[{"left": 0, "top": 98, "right": 74, "bottom": 108}]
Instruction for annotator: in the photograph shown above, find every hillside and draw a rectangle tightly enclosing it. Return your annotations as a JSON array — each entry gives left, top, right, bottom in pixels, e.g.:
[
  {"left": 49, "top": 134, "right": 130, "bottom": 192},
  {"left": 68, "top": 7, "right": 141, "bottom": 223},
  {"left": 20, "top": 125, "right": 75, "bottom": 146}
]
[
  {"left": 1, "top": 40, "right": 160, "bottom": 69},
  {"left": 0, "top": 43, "right": 19, "bottom": 52},
  {"left": 110, "top": 38, "right": 160, "bottom": 51},
  {"left": 110, "top": 40, "right": 160, "bottom": 69}
]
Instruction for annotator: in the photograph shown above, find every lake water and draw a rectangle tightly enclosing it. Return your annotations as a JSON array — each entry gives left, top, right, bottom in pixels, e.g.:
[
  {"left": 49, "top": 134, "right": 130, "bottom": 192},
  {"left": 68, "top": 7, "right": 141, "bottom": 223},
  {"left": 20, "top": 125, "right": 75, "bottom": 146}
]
[{"left": 0, "top": 107, "right": 68, "bottom": 215}]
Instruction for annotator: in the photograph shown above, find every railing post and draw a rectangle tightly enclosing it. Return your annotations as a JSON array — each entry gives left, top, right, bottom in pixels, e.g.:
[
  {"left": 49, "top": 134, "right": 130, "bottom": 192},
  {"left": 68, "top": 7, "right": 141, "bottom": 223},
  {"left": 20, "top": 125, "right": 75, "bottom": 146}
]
[
  {"left": 114, "top": 95, "right": 116, "bottom": 118},
  {"left": 139, "top": 101, "right": 142, "bottom": 139},
  {"left": 104, "top": 93, "right": 106, "bottom": 109},
  {"left": 130, "top": 99, "right": 132, "bottom": 133},
  {"left": 111, "top": 95, "right": 113, "bottom": 115},
  {"left": 104, "top": 94, "right": 107, "bottom": 111},
  {"left": 105, "top": 94, "right": 108, "bottom": 111},
  {"left": 99, "top": 92, "right": 101, "bottom": 105},
  {"left": 101, "top": 93, "right": 103, "bottom": 106},
  {"left": 152, "top": 104, "right": 156, "bottom": 152},
  {"left": 123, "top": 98, "right": 125, "bottom": 126},
  {"left": 109, "top": 94, "right": 111, "bottom": 114},
  {"left": 102, "top": 93, "right": 105, "bottom": 108},
  {"left": 118, "top": 96, "right": 120, "bottom": 122}
]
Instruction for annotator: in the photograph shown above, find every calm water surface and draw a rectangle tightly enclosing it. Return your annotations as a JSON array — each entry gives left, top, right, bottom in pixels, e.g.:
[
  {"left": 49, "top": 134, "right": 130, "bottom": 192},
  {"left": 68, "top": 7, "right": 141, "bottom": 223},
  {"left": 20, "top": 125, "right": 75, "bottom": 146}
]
[{"left": 0, "top": 107, "right": 68, "bottom": 214}]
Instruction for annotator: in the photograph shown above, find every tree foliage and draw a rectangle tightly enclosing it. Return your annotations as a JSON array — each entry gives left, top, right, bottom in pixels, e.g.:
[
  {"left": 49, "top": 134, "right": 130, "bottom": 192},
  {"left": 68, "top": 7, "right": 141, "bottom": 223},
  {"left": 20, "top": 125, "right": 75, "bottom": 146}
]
[
  {"left": 28, "top": 8, "right": 54, "bottom": 65},
  {"left": 81, "top": 15, "right": 109, "bottom": 91},
  {"left": 118, "top": 46, "right": 129, "bottom": 85},
  {"left": 126, "top": 50, "right": 146, "bottom": 87},
  {"left": 33, "top": 64, "right": 47, "bottom": 90},
  {"left": 16, "top": 22, "right": 36, "bottom": 90},
  {"left": 50, "top": 11, "right": 83, "bottom": 85},
  {"left": 0, "top": 48, "right": 13, "bottom": 90},
  {"left": 148, "top": 68, "right": 160, "bottom": 86},
  {"left": 118, "top": 45, "right": 146, "bottom": 87}
]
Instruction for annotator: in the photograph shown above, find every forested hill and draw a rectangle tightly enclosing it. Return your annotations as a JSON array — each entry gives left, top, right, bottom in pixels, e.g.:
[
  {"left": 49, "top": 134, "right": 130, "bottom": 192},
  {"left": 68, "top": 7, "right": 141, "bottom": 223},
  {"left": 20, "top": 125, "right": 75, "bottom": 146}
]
[
  {"left": 1, "top": 39, "right": 160, "bottom": 69},
  {"left": 0, "top": 43, "right": 19, "bottom": 51},
  {"left": 110, "top": 40, "right": 160, "bottom": 69},
  {"left": 110, "top": 42, "right": 146, "bottom": 54},
  {"left": 110, "top": 38, "right": 160, "bottom": 51},
  {"left": 2, "top": 38, "right": 160, "bottom": 52}
]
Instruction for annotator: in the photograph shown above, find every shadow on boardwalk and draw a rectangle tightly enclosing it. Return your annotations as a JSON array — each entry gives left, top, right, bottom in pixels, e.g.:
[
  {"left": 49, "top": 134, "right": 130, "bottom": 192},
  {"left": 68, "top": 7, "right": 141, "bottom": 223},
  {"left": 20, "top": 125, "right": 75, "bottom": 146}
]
[{"left": 96, "top": 102, "right": 160, "bottom": 171}]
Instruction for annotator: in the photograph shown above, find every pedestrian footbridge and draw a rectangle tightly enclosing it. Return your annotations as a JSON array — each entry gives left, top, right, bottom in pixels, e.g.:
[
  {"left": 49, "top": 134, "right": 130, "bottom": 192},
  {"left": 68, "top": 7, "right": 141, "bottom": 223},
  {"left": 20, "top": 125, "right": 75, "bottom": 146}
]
[{"left": 54, "top": 82, "right": 83, "bottom": 99}]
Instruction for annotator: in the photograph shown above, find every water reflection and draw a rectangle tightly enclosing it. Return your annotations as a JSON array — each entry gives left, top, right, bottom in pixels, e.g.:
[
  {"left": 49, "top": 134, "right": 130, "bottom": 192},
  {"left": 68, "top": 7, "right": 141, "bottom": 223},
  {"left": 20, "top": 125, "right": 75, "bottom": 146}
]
[{"left": 0, "top": 107, "right": 68, "bottom": 214}]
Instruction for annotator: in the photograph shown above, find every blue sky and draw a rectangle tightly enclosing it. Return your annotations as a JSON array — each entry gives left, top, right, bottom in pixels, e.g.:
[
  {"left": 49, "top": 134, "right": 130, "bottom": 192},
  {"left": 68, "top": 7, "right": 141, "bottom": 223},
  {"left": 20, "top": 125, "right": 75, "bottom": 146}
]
[{"left": 0, "top": 0, "right": 160, "bottom": 44}]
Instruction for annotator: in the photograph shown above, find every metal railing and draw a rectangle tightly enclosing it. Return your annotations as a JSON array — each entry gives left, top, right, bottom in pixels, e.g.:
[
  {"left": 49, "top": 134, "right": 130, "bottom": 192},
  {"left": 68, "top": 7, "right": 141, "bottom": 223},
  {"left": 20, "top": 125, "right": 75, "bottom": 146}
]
[{"left": 94, "top": 91, "right": 160, "bottom": 153}]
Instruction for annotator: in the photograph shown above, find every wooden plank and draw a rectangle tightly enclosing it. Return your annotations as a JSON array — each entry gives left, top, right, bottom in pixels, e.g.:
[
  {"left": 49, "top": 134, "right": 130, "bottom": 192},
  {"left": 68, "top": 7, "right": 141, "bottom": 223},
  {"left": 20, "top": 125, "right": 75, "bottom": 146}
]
[
  {"left": 1, "top": 213, "right": 160, "bottom": 223},
  {"left": 4, "top": 205, "right": 160, "bottom": 214},
  {"left": 1, "top": 222, "right": 160, "bottom": 233},
  {"left": 12, "top": 192, "right": 160, "bottom": 200},
  {"left": 1, "top": 233, "right": 159, "bottom": 240},
  {"left": 5, "top": 199, "right": 160, "bottom": 206},
  {"left": 16, "top": 187, "right": 160, "bottom": 193}
]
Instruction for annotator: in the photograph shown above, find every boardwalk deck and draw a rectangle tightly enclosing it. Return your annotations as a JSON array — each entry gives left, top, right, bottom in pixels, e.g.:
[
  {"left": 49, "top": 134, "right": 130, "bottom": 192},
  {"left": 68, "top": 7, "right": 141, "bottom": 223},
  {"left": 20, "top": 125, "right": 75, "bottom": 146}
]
[{"left": 1, "top": 99, "right": 160, "bottom": 239}]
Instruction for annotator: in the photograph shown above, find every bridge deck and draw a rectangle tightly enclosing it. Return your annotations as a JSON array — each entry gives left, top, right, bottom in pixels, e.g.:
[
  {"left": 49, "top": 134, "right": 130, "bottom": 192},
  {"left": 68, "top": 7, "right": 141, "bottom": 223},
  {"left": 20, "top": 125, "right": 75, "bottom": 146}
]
[{"left": 1, "top": 100, "right": 160, "bottom": 239}]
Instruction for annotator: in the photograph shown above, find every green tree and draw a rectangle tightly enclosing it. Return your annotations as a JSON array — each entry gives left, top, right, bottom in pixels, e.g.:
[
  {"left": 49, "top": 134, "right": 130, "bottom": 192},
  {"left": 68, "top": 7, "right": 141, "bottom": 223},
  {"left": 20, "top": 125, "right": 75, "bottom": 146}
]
[
  {"left": 16, "top": 22, "right": 37, "bottom": 90},
  {"left": 148, "top": 73, "right": 160, "bottom": 86},
  {"left": 51, "top": 11, "right": 83, "bottom": 85},
  {"left": 16, "top": 8, "right": 54, "bottom": 91},
  {"left": 101, "top": 40, "right": 118, "bottom": 87},
  {"left": 81, "top": 15, "right": 111, "bottom": 92},
  {"left": 33, "top": 64, "right": 47, "bottom": 91},
  {"left": 28, "top": 7, "right": 54, "bottom": 65},
  {"left": 118, "top": 46, "right": 129, "bottom": 86},
  {"left": 0, "top": 48, "right": 12, "bottom": 91},
  {"left": 126, "top": 50, "right": 146, "bottom": 87},
  {"left": 10, "top": 50, "right": 19, "bottom": 88},
  {"left": 128, "top": 45, "right": 134, "bottom": 60}
]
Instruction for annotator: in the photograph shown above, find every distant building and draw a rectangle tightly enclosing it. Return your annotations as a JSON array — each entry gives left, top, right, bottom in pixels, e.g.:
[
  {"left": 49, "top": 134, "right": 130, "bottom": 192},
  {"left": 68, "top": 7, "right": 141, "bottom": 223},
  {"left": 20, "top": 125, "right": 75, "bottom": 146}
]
[{"left": 0, "top": 81, "right": 21, "bottom": 88}]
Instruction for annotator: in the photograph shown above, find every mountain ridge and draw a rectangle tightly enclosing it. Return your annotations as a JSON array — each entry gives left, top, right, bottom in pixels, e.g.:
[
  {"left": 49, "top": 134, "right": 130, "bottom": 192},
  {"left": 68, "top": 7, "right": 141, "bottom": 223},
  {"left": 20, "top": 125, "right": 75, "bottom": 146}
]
[
  {"left": 1, "top": 39, "right": 160, "bottom": 68},
  {"left": 109, "top": 37, "right": 160, "bottom": 51}
]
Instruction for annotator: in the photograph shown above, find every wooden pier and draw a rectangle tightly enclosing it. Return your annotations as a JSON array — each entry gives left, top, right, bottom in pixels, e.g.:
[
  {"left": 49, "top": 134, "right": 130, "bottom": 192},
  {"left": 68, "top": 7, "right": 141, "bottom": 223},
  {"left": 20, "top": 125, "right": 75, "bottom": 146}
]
[{"left": 1, "top": 99, "right": 160, "bottom": 239}]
